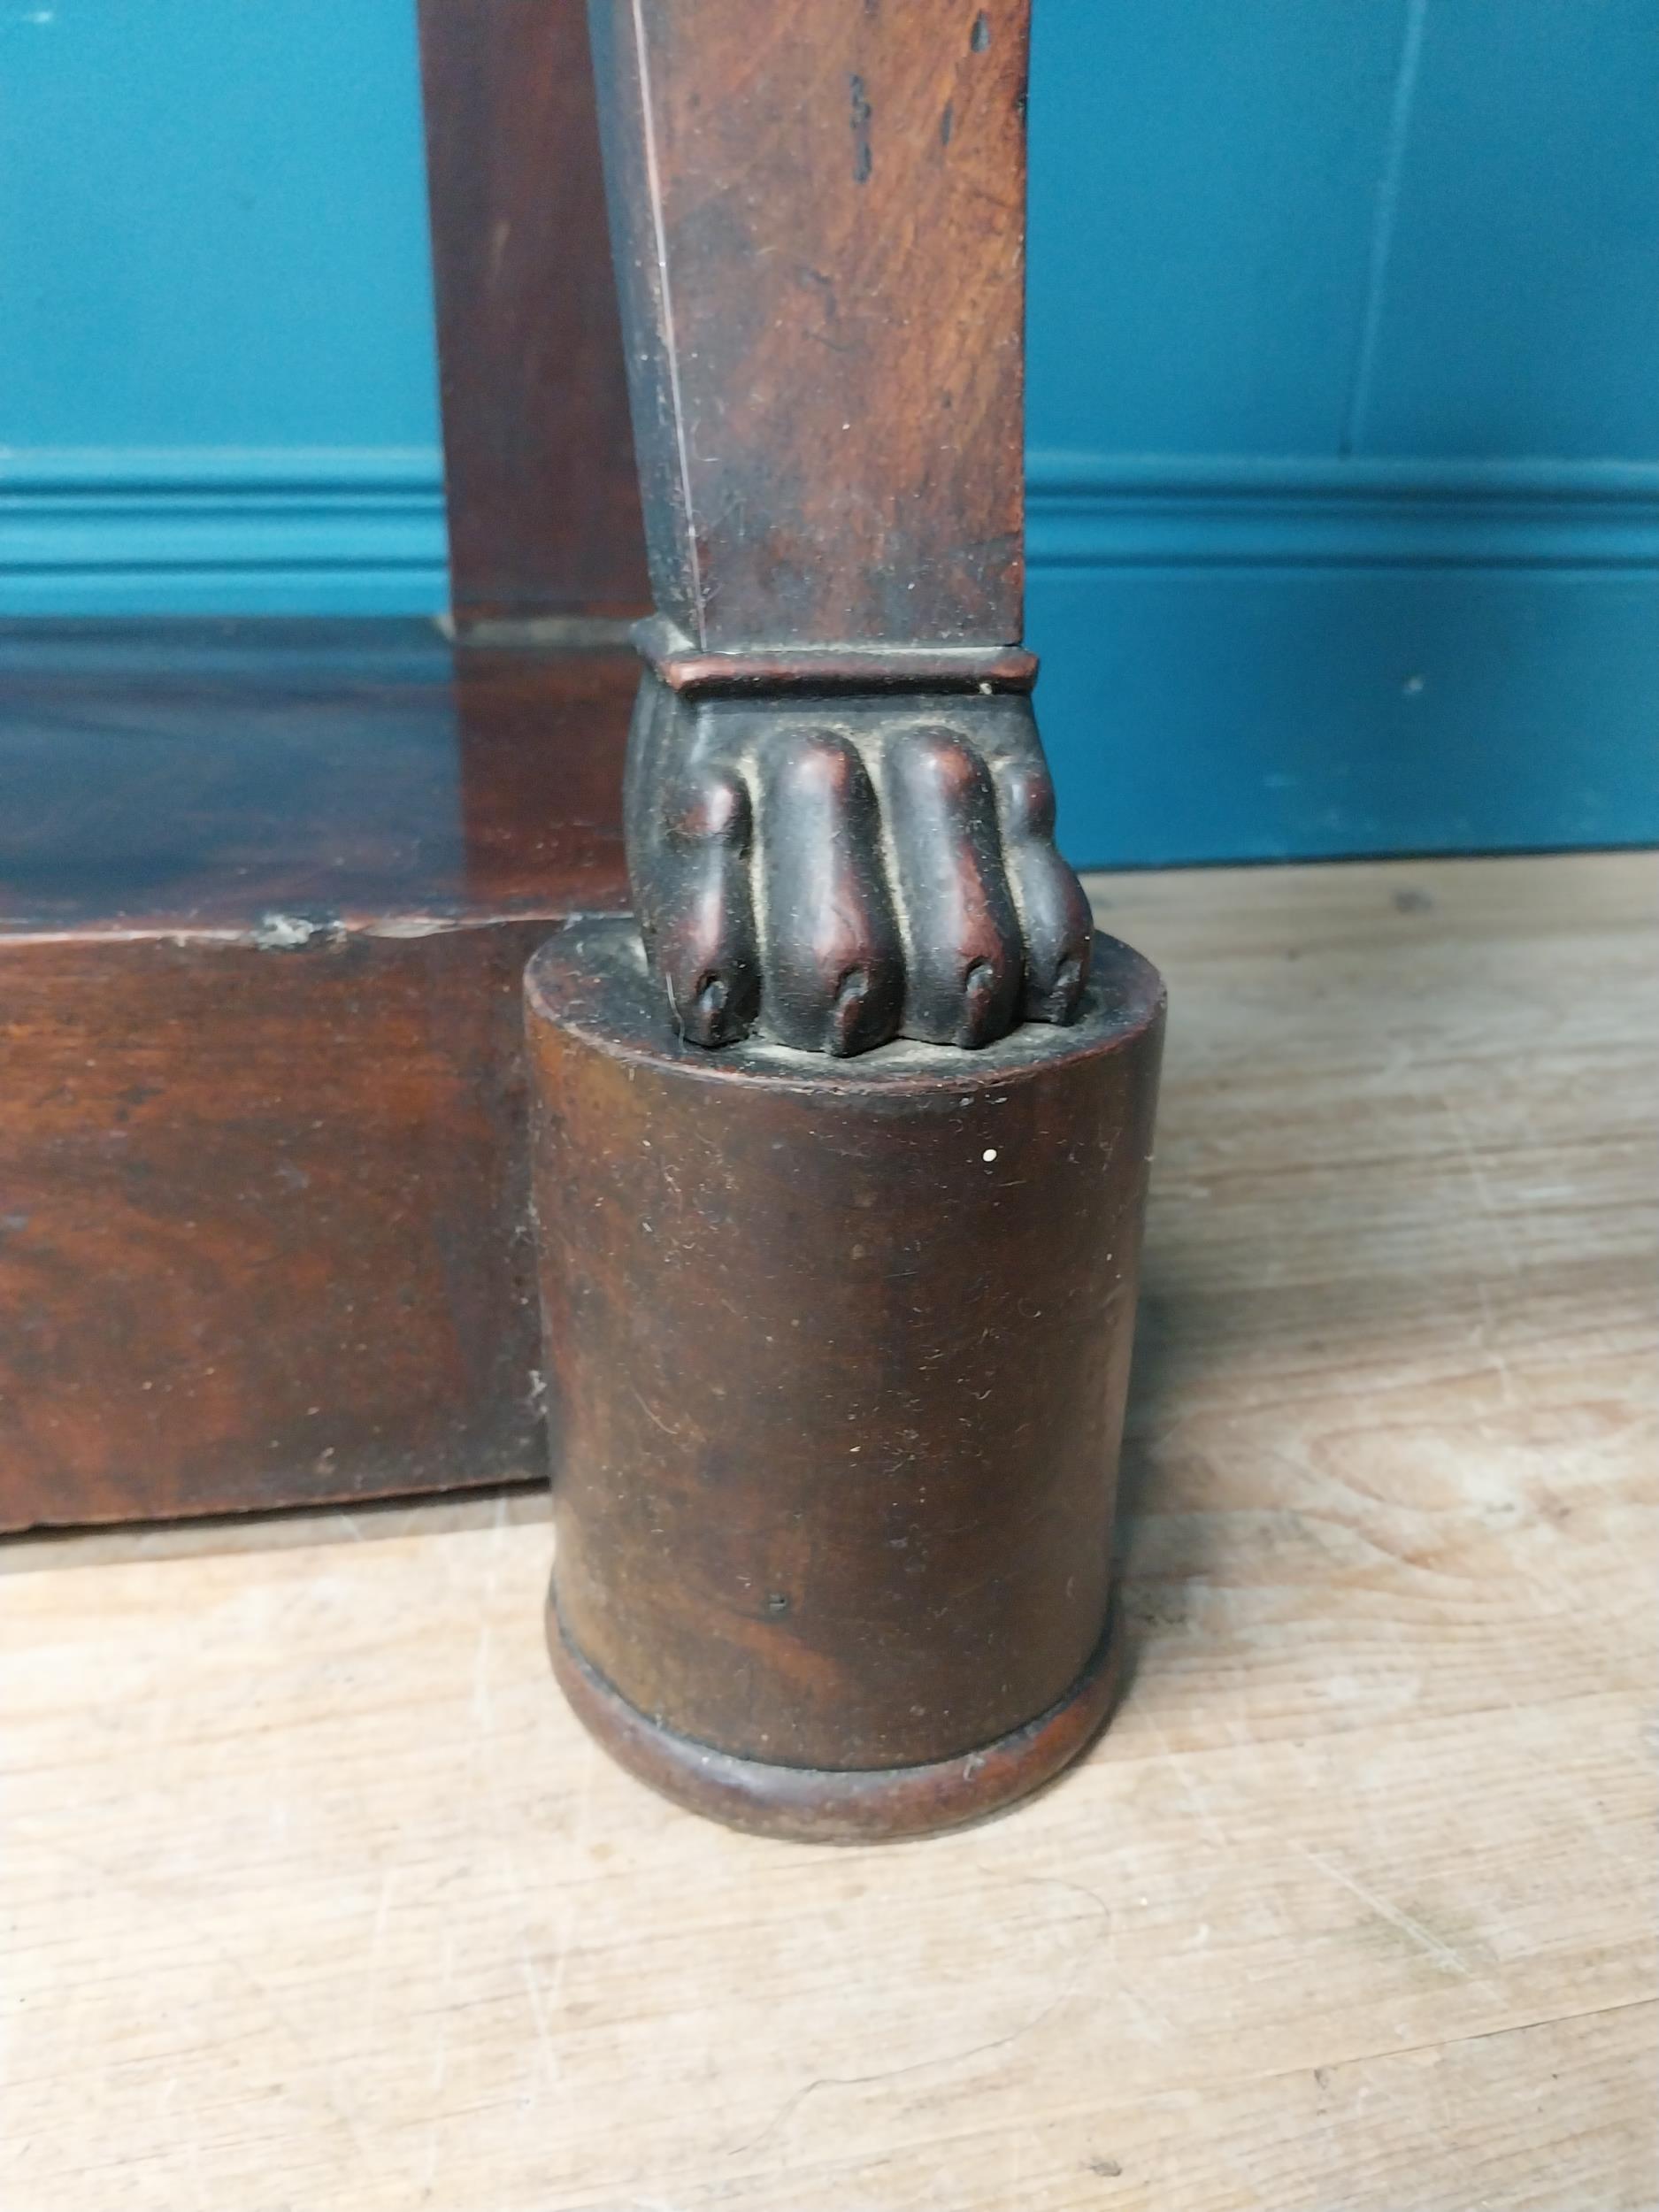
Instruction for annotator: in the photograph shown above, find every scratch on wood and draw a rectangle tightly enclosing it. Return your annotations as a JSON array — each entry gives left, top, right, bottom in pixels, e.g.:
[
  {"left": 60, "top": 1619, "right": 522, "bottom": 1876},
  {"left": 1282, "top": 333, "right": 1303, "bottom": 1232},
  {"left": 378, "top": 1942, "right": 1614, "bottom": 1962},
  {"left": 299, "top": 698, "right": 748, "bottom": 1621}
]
[
  {"left": 849, "top": 73, "right": 872, "bottom": 183},
  {"left": 1295, "top": 1844, "right": 1481, "bottom": 1983}
]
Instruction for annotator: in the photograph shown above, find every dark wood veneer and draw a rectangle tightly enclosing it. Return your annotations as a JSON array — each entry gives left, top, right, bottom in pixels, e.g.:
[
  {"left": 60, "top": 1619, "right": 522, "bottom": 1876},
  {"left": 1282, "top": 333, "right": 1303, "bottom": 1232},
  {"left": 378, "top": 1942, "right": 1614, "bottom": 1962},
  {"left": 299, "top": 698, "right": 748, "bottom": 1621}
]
[
  {"left": 589, "top": 0, "right": 1028, "bottom": 649},
  {"left": 0, "top": 621, "right": 631, "bottom": 1530},
  {"left": 417, "top": 0, "right": 649, "bottom": 626}
]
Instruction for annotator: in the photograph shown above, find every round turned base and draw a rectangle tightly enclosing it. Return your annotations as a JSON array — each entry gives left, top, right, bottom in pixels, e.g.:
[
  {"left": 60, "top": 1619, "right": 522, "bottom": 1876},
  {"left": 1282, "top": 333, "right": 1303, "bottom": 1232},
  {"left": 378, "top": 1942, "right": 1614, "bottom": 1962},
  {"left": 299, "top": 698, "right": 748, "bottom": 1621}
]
[
  {"left": 526, "top": 919, "right": 1164, "bottom": 1843},
  {"left": 548, "top": 1593, "right": 1123, "bottom": 1844}
]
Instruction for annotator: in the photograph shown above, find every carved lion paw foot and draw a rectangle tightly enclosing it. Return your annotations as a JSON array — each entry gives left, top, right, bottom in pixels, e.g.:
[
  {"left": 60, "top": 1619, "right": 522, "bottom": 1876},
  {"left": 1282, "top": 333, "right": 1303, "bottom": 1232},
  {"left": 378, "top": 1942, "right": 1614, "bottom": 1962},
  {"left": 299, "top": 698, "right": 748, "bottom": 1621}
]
[{"left": 626, "top": 680, "right": 1094, "bottom": 1056}]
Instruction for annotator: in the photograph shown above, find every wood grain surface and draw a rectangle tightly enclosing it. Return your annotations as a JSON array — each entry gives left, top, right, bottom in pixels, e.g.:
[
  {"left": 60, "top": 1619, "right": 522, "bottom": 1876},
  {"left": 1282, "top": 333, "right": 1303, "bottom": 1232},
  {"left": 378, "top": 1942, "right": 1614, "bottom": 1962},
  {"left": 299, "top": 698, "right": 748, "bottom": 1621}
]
[
  {"left": 0, "top": 923, "right": 553, "bottom": 1527},
  {"left": 4, "top": 852, "right": 1653, "bottom": 2209},
  {"left": 588, "top": 0, "right": 1028, "bottom": 647},
  {"left": 418, "top": 0, "right": 649, "bottom": 625},
  {"left": 528, "top": 923, "right": 1162, "bottom": 1821},
  {"left": 0, "top": 621, "right": 634, "bottom": 932},
  {"left": 0, "top": 623, "right": 633, "bottom": 1527}
]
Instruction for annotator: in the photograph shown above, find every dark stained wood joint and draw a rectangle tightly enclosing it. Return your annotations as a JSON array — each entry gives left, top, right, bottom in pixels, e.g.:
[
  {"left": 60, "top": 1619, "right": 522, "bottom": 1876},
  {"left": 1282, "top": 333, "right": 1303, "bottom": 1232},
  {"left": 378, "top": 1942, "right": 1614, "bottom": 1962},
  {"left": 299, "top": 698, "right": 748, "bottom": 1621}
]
[
  {"left": 591, "top": 0, "right": 1087, "bottom": 1060},
  {"left": 633, "top": 616, "right": 1039, "bottom": 698}
]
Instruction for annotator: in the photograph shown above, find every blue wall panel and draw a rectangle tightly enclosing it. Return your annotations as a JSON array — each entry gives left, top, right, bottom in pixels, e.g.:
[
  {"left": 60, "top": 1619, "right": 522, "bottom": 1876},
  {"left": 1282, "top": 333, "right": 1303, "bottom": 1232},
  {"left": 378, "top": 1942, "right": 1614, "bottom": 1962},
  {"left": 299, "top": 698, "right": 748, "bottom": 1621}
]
[
  {"left": 1358, "top": 0, "right": 1659, "bottom": 458},
  {"left": 2, "top": 0, "right": 440, "bottom": 450},
  {"left": 0, "top": 0, "right": 445, "bottom": 615},
  {"left": 1031, "top": 565, "right": 1659, "bottom": 866},
  {"left": 1024, "top": 0, "right": 1659, "bottom": 861},
  {"left": 1027, "top": 0, "right": 1409, "bottom": 457},
  {"left": 3, "top": 0, "right": 1656, "bottom": 860}
]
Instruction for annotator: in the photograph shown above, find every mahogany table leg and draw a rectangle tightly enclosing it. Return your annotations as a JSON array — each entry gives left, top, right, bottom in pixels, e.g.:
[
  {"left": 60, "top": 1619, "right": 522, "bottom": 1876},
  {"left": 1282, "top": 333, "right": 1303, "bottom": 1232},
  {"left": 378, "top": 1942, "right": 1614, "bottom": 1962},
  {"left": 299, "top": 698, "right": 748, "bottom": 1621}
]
[{"left": 525, "top": 0, "right": 1166, "bottom": 1837}]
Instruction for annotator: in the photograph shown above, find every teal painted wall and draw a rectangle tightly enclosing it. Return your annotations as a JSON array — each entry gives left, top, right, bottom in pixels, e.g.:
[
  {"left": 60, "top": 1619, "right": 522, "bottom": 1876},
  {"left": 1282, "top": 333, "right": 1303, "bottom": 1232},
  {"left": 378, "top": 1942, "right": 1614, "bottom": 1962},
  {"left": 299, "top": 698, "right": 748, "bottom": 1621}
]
[
  {"left": 0, "top": 0, "right": 443, "bottom": 613},
  {"left": 1024, "top": 0, "right": 1659, "bottom": 862},
  {"left": 4, "top": 0, "right": 1656, "bottom": 864}
]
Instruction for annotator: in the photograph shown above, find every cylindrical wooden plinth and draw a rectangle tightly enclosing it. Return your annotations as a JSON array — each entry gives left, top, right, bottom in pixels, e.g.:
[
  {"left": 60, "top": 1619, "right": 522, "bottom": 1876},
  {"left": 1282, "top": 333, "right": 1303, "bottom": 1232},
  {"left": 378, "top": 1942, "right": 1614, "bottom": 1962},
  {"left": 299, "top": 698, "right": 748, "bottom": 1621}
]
[{"left": 525, "top": 921, "right": 1164, "bottom": 1841}]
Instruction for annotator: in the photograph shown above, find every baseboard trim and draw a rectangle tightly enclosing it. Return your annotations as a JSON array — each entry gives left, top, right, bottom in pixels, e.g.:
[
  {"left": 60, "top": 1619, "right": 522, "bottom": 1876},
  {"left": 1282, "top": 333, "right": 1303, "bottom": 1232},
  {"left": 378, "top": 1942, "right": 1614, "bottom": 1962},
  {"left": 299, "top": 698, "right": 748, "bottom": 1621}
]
[
  {"left": 0, "top": 447, "right": 449, "bottom": 614},
  {"left": 1025, "top": 451, "right": 1659, "bottom": 570},
  {"left": 4, "top": 446, "right": 1659, "bottom": 615}
]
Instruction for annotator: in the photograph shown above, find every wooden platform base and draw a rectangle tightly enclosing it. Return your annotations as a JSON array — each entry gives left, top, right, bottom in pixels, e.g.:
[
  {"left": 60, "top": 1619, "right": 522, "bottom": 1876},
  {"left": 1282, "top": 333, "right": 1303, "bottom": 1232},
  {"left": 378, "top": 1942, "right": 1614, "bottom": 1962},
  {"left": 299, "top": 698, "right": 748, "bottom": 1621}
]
[{"left": 0, "top": 620, "right": 632, "bottom": 1529}]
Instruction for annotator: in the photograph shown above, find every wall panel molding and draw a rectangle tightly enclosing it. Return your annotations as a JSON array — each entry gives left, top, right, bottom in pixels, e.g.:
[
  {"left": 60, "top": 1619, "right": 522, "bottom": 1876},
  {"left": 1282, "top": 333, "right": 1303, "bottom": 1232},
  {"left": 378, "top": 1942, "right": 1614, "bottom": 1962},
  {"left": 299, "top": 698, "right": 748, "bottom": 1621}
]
[
  {"left": 8, "top": 447, "right": 1659, "bottom": 617},
  {"left": 0, "top": 449, "right": 449, "bottom": 616},
  {"left": 1025, "top": 452, "right": 1659, "bottom": 571}
]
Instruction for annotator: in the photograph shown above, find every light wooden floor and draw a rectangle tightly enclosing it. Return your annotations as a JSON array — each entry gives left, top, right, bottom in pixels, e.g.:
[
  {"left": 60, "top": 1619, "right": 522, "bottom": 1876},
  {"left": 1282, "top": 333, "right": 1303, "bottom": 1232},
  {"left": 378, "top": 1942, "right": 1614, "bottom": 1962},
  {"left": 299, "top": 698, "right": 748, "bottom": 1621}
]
[{"left": 4, "top": 852, "right": 1655, "bottom": 2212}]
